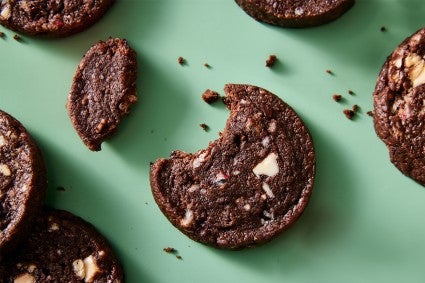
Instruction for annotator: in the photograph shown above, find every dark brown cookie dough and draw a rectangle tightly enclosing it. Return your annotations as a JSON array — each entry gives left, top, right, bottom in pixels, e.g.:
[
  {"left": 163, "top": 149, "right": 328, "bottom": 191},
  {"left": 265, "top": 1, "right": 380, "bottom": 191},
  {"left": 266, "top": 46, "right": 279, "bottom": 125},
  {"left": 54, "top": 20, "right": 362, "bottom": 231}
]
[
  {"left": 0, "top": 110, "right": 47, "bottom": 257},
  {"left": 67, "top": 38, "right": 138, "bottom": 151},
  {"left": 373, "top": 28, "right": 425, "bottom": 186},
  {"left": 0, "top": 208, "right": 124, "bottom": 282},
  {"left": 0, "top": 0, "right": 114, "bottom": 37},
  {"left": 150, "top": 84, "right": 315, "bottom": 249},
  {"left": 235, "top": 0, "right": 354, "bottom": 28}
]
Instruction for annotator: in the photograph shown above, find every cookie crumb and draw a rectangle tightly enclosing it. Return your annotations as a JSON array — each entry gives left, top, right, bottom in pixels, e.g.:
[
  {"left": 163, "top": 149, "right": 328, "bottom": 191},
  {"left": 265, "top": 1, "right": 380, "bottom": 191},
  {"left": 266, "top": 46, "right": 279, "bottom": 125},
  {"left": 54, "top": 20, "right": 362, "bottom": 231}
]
[
  {"left": 326, "top": 69, "right": 333, "bottom": 75},
  {"left": 56, "top": 186, "right": 66, "bottom": 192},
  {"left": 265, "top": 55, "right": 277, "bottom": 67},
  {"left": 332, "top": 94, "right": 342, "bottom": 102},
  {"left": 380, "top": 26, "right": 387, "bottom": 32},
  {"left": 13, "top": 34, "right": 22, "bottom": 41},
  {"left": 176, "top": 255, "right": 182, "bottom": 260},
  {"left": 178, "top": 56, "right": 185, "bottom": 65},
  {"left": 202, "top": 89, "right": 220, "bottom": 104},
  {"left": 352, "top": 104, "right": 360, "bottom": 113},
  {"left": 343, "top": 109, "right": 355, "bottom": 120},
  {"left": 163, "top": 247, "right": 176, "bottom": 254},
  {"left": 200, "top": 123, "right": 209, "bottom": 131},
  {"left": 204, "top": 63, "right": 211, "bottom": 68},
  {"left": 348, "top": 90, "right": 355, "bottom": 95},
  {"left": 0, "top": 31, "right": 4, "bottom": 38},
  {"left": 367, "top": 111, "right": 374, "bottom": 117}
]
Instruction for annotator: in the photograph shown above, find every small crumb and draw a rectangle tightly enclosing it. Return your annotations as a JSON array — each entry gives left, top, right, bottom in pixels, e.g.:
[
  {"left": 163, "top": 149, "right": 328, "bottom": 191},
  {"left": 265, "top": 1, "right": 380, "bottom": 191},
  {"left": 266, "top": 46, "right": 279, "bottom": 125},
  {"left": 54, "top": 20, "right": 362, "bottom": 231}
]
[
  {"left": 326, "top": 69, "right": 333, "bottom": 75},
  {"left": 367, "top": 111, "right": 374, "bottom": 117},
  {"left": 343, "top": 109, "right": 355, "bottom": 120},
  {"left": 265, "top": 55, "right": 277, "bottom": 67},
  {"left": 202, "top": 89, "right": 220, "bottom": 104},
  {"left": 178, "top": 56, "right": 185, "bottom": 65},
  {"left": 176, "top": 255, "right": 182, "bottom": 260},
  {"left": 352, "top": 104, "right": 360, "bottom": 113},
  {"left": 348, "top": 90, "right": 355, "bottom": 95},
  {"left": 380, "top": 26, "right": 387, "bottom": 32},
  {"left": 200, "top": 123, "right": 209, "bottom": 131},
  {"left": 332, "top": 94, "right": 342, "bottom": 102},
  {"left": 204, "top": 63, "right": 211, "bottom": 68},
  {"left": 163, "top": 247, "right": 176, "bottom": 254},
  {"left": 0, "top": 31, "right": 4, "bottom": 38},
  {"left": 56, "top": 186, "right": 66, "bottom": 192},
  {"left": 13, "top": 34, "right": 21, "bottom": 41}
]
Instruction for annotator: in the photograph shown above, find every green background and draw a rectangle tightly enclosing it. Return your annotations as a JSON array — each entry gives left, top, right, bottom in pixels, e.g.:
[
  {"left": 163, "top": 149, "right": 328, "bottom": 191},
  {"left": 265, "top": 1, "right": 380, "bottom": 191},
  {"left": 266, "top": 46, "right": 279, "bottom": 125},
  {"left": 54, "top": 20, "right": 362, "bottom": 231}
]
[{"left": 1, "top": 0, "right": 425, "bottom": 282}]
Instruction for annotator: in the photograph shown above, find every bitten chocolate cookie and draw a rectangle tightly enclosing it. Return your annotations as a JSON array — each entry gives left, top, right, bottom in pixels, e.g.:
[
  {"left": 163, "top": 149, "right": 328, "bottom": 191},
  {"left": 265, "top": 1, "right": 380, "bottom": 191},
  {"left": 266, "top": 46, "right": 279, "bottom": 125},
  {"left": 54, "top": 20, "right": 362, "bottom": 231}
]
[
  {"left": 67, "top": 38, "right": 138, "bottom": 151},
  {"left": 150, "top": 84, "right": 315, "bottom": 249},
  {"left": 373, "top": 28, "right": 425, "bottom": 186},
  {"left": 0, "top": 110, "right": 47, "bottom": 257},
  {"left": 0, "top": 208, "right": 124, "bottom": 282},
  {"left": 0, "top": 0, "right": 114, "bottom": 37},
  {"left": 235, "top": 0, "right": 354, "bottom": 28}
]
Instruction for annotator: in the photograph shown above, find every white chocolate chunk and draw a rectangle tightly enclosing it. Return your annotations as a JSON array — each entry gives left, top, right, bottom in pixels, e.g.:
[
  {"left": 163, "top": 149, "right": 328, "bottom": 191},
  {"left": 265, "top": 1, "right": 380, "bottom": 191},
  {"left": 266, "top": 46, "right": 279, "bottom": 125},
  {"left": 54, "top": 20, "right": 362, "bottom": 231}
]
[
  {"left": 193, "top": 152, "right": 207, "bottom": 168},
  {"left": 0, "top": 134, "right": 6, "bottom": 147},
  {"left": 48, "top": 222, "right": 60, "bottom": 232},
  {"left": 73, "top": 259, "right": 86, "bottom": 279},
  {"left": 262, "top": 183, "right": 274, "bottom": 198},
  {"left": 253, "top": 153, "right": 279, "bottom": 178},
  {"left": 180, "top": 209, "right": 194, "bottom": 227},
  {"left": 13, "top": 273, "right": 35, "bottom": 283},
  {"left": 83, "top": 255, "right": 100, "bottom": 283},
  {"left": 243, "top": 204, "right": 251, "bottom": 211},
  {"left": 0, "top": 163, "right": 11, "bottom": 176},
  {"left": 0, "top": 3, "right": 11, "bottom": 20},
  {"left": 405, "top": 53, "right": 425, "bottom": 87}
]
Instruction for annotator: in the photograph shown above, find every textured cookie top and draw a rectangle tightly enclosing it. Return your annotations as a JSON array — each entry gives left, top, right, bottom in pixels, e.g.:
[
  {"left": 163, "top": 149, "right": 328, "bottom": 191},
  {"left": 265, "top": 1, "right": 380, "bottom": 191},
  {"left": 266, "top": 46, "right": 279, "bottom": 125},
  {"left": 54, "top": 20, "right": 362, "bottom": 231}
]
[
  {"left": 373, "top": 28, "right": 425, "bottom": 185},
  {"left": 0, "top": 110, "right": 46, "bottom": 256},
  {"left": 1, "top": 209, "right": 124, "bottom": 282},
  {"left": 67, "top": 38, "right": 138, "bottom": 151},
  {"left": 150, "top": 84, "right": 315, "bottom": 249},
  {"left": 0, "top": 0, "right": 114, "bottom": 37},
  {"left": 235, "top": 0, "right": 354, "bottom": 27}
]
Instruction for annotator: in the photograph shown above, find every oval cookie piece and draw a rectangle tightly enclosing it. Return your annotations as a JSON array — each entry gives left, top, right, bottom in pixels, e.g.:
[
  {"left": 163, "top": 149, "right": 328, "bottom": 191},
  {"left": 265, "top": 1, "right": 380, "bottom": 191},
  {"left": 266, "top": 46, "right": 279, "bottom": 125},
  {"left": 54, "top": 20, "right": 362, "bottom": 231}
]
[
  {"left": 67, "top": 38, "right": 138, "bottom": 151},
  {"left": 0, "top": 208, "right": 124, "bottom": 282},
  {"left": 373, "top": 28, "right": 425, "bottom": 186},
  {"left": 235, "top": 0, "right": 355, "bottom": 28},
  {"left": 0, "top": 110, "right": 47, "bottom": 256},
  {"left": 150, "top": 84, "right": 315, "bottom": 249},
  {"left": 0, "top": 0, "right": 114, "bottom": 37}
]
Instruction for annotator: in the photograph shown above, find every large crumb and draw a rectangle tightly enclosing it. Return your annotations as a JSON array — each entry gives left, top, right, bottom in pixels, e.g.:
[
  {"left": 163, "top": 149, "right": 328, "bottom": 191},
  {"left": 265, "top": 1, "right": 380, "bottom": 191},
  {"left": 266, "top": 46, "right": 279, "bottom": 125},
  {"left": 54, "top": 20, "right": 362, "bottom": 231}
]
[
  {"left": 265, "top": 55, "right": 277, "bottom": 67},
  {"left": 202, "top": 89, "right": 220, "bottom": 104}
]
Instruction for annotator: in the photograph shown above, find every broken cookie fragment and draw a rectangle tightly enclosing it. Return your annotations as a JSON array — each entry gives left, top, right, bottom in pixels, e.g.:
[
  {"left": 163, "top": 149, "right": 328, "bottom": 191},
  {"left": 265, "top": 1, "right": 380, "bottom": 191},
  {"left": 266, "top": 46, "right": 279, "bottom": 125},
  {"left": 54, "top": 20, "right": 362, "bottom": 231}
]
[
  {"left": 0, "top": 209, "right": 124, "bottom": 282},
  {"left": 67, "top": 38, "right": 138, "bottom": 151},
  {"left": 150, "top": 84, "right": 315, "bottom": 249}
]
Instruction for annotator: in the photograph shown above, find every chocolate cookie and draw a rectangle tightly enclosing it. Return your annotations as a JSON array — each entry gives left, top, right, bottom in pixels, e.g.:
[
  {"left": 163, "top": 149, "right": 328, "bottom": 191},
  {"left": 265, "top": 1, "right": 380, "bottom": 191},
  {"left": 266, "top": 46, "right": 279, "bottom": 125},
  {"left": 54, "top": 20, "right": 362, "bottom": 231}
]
[
  {"left": 0, "top": 110, "right": 47, "bottom": 257},
  {"left": 0, "top": 0, "right": 114, "bottom": 37},
  {"left": 0, "top": 208, "right": 124, "bottom": 282},
  {"left": 67, "top": 38, "right": 138, "bottom": 151},
  {"left": 373, "top": 28, "right": 425, "bottom": 186},
  {"left": 235, "top": 0, "right": 355, "bottom": 28},
  {"left": 150, "top": 84, "right": 315, "bottom": 249}
]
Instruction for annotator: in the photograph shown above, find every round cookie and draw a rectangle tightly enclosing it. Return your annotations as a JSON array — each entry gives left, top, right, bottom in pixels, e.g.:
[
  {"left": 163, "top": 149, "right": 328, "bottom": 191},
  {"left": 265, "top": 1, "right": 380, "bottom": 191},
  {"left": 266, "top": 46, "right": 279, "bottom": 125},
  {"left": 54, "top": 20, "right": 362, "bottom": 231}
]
[
  {"left": 234, "top": 0, "right": 355, "bottom": 28},
  {"left": 0, "top": 110, "right": 47, "bottom": 257},
  {"left": 373, "top": 28, "right": 425, "bottom": 186},
  {"left": 67, "top": 38, "right": 138, "bottom": 151},
  {"left": 0, "top": 0, "right": 115, "bottom": 37},
  {"left": 0, "top": 208, "right": 124, "bottom": 282},
  {"left": 150, "top": 84, "right": 315, "bottom": 249}
]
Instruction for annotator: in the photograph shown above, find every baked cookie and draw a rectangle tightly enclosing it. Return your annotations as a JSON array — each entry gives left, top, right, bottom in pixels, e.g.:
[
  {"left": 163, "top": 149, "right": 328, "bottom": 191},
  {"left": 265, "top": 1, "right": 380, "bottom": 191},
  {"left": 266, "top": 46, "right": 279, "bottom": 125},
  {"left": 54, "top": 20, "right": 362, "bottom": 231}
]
[
  {"left": 373, "top": 28, "right": 425, "bottom": 186},
  {"left": 0, "top": 208, "right": 124, "bottom": 282},
  {"left": 0, "top": 0, "right": 115, "bottom": 37},
  {"left": 234, "top": 0, "right": 355, "bottom": 28},
  {"left": 150, "top": 84, "right": 315, "bottom": 249},
  {"left": 67, "top": 38, "right": 138, "bottom": 151},
  {"left": 0, "top": 110, "right": 47, "bottom": 257}
]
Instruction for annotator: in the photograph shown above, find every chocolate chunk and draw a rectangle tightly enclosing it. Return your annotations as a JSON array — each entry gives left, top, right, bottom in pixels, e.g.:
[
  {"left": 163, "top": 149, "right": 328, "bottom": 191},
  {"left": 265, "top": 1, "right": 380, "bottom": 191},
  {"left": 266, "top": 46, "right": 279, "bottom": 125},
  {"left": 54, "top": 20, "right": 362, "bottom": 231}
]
[
  {"left": 67, "top": 38, "right": 138, "bottom": 151},
  {"left": 150, "top": 84, "right": 315, "bottom": 249}
]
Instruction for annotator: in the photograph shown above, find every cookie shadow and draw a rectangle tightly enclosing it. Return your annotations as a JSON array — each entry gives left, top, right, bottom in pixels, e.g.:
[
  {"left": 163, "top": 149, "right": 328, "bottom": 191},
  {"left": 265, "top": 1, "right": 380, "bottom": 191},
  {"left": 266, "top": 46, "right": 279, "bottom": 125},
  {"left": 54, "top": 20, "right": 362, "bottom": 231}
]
[{"left": 207, "top": 117, "right": 359, "bottom": 273}]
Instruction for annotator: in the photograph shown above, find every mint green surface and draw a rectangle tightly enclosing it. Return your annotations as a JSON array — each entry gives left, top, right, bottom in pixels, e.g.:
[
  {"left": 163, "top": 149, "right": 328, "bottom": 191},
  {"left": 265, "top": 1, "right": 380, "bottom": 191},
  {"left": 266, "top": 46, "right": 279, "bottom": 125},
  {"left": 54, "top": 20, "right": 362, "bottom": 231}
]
[{"left": 1, "top": 1, "right": 425, "bottom": 282}]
